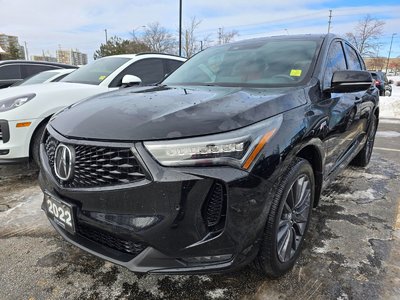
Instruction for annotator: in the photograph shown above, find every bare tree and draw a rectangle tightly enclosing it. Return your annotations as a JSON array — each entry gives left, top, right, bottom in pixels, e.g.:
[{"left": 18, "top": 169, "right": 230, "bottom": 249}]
[
  {"left": 218, "top": 27, "right": 239, "bottom": 44},
  {"left": 182, "top": 17, "right": 202, "bottom": 58},
  {"left": 345, "top": 15, "right": 385, "bottom": 57},
  {"left": 142, "top": 22, "right": 176, "bottom": 54}
]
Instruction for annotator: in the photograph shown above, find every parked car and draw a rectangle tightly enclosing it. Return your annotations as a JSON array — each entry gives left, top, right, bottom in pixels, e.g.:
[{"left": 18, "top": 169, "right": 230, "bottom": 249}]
[
  {"left": 0, "top": 53, "right": 186, "bottom": 163},
  {"left": 0, "top": 60, "right": 77, "bottom": 88},
  {"left": 10, "top": 68, "right": 76, "bottom": 87},
  {"left": 370, "top": 71, "right": 392, "bottom": 96},
  {"left": 39, "top": 34, "right": 378, "bottom": 277}
]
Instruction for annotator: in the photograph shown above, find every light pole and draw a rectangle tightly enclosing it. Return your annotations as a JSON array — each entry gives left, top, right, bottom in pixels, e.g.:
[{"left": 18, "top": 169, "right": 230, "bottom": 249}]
[
  {"left": 179, "top": 0, "right": 182, "bottom": 56},
  {"left": 104, "top": 29, "right": 108, "bottom": 43},
  {"left": 131, "top": 25, "right": 146, "bottom": 41},
  {"left": 385, "top": 33, "right": 397, "bottom": 73}
]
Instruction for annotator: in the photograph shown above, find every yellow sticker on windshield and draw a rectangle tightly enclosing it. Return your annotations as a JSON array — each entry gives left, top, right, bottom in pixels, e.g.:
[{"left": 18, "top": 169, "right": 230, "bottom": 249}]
[
  {"left": 99, "top": 75, "right": 106, "bottom": 81},
  {"left": 290, "top": 69, "right": 302, "bottom": 77}
]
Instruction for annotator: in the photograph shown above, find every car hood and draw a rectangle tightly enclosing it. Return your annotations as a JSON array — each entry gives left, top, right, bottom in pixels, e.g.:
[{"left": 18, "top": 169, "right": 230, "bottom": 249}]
[{"left": 50, "top": 85, "right": 307, "bottom": 141}]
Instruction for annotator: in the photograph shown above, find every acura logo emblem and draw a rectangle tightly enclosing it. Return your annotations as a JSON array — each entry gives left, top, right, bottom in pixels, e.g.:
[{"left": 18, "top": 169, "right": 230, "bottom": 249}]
[{"left": 54, "top": 144, "right": 75, "bottom": 181}]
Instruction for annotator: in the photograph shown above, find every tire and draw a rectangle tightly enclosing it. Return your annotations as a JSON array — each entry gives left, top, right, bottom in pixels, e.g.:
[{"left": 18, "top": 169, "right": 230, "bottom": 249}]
[
  {"left": 31, "top": 123, "right": 47, "bottom": 166},
  {"left": 254, "top": 158, "right": 315, "bottom": 277},
  {"left": 350, "top": 115, "right": 377, "bottom": 167}
]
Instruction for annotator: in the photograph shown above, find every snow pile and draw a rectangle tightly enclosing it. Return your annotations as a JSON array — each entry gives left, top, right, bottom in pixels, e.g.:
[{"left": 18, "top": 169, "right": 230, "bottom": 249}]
[{"left": 380, "top": 76, "right": 400, "bottom": 119}]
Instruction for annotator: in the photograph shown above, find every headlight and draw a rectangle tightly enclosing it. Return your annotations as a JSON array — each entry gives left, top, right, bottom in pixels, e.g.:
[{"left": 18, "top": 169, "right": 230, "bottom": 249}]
[
  {"left": 144, "top": 114, "right": 282, "bottom": 169},
  {"left": 0, "top": 93, "right": 36, "bottom": 112}
]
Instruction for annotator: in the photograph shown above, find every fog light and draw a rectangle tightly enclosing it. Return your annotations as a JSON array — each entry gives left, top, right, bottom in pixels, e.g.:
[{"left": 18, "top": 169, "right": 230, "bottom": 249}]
[
  {"left": 183, "top": 254, "right": 232, "bottom": 264},
  {"left": 0, "top": 149, "right": 9, "bottom": 155},
  {"left": 87, "top": 211, "right": 161, "bottom": 231}
]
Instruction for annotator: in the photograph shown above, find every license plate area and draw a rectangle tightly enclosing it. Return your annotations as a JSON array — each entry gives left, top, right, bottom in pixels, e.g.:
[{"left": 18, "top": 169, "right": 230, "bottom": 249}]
[{"left": 44, "top": 192, "right": 76, "bottom": 234}]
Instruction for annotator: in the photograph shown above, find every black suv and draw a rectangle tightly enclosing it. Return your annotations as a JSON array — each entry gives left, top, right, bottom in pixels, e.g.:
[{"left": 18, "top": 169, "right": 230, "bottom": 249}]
[
  {"left": 39, "top": 34, "right": 378, "bottom": 277},
  {"left": 370, "top": 71, "right": 392, "bottom": 96},
  {"left": 0, "top": 60, "right": 77, "bottom": 88}
]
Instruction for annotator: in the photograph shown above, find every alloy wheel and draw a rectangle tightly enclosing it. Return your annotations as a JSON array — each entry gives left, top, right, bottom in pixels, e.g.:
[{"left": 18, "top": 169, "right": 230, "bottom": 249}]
[{"left": 277, "top": 174, "right": 312, "bottom": 263}]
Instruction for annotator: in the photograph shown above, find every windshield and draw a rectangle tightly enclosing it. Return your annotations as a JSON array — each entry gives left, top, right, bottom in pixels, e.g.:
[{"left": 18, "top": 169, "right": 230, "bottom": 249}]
[
  {"left": 164, "top": 39, "right": 320, "bottom": 87},
  {"left": 60, "top": 57, "right": 130, "bottom": 85},
  {"left": 12, "top": 71, "right": 58, "bottom": 86}
]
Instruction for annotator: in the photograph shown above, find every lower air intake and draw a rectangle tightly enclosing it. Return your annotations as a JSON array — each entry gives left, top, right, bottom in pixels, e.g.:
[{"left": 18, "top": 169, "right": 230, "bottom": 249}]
[
  {"left": 77, "top": 223, "right": 148, "bottom": 257},
  {"left": 203, "top": 182, "right": 227, "bottom": 230}
]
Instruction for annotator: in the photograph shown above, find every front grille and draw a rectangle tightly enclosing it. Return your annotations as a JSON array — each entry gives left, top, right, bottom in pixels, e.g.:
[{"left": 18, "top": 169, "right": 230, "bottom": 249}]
[
  {"left": 77, "top": 223, "right": 148, "bottom": 256},
  {"left": 44, "top": 133, "right": 146, "bottom": 188},
  {"left": 203, "top": 182, "right": 227, "bottom": 230}
]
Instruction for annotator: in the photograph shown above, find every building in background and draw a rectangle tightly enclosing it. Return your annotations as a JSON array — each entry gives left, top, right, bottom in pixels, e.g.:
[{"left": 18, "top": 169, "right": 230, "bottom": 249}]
[
  {"left": 56, "top": 49, "right": 88, "bottom": 66},
  {"left": 0, "top": 33, "right": 25, "bottom": 59},
  {"left": 31, "top": 55, "right": 57, "bottom": 62}
]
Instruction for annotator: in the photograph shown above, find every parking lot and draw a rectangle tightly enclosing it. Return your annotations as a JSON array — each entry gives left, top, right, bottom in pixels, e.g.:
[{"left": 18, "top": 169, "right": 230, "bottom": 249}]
[{"left": 0, "top": 117, "right": 398, "bottom": 300}]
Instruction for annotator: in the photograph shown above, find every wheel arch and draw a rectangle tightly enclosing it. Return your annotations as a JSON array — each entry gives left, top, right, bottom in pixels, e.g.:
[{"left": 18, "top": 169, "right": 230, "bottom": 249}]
[
  {"left": 29, "top": 115, "right": 52, "bottom": 160},
  {"left": 295, "top": 143, "right": 324, "bottom": 207}
]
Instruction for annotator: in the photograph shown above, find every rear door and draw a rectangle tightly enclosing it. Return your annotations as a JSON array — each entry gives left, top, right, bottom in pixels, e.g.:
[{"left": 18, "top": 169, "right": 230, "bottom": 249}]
[
  {"left": 321, "top": 40, "right": 363, "bottom": 175},
  {"left": 342, "top": 43, "right": 374, "bottom": 141}
]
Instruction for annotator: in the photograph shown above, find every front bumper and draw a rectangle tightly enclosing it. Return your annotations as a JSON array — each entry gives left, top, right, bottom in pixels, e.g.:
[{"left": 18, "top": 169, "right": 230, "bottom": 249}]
[
  {"left": 39, "top": 127, "right": 276, "bottom": 274},
  {"left": 0, "top": 118, "right": 40, "bottom": 162}
]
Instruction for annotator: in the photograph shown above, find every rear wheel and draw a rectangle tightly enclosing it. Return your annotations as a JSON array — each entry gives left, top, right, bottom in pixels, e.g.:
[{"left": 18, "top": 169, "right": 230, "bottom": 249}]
[
  {"left": 350, "top": 115, "right": 377, "bottom": 167},
  {"left": 254, "top": 158, "right": 314, "bottom": 277}
]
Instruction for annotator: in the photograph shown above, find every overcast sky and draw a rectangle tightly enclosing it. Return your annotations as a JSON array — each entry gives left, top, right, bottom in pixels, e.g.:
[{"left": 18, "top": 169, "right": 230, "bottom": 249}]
[{"left": 0, "top": 0, "right": 399, "bottom": 61}]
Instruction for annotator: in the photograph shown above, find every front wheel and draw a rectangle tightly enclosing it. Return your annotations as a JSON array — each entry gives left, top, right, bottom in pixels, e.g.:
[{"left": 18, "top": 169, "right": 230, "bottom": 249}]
[{"left": 254, "top": 158, "right": 314, "bottom": 277}]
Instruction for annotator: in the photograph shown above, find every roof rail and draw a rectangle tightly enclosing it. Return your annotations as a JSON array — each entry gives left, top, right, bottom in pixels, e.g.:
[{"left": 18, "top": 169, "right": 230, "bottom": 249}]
[{"left": 135, "top": 52, "right": 185, "bottom": 58}]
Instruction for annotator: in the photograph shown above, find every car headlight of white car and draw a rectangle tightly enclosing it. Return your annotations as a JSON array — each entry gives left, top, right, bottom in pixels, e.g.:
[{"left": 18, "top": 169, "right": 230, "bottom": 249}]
[{"left": 0, "top": 93, "right": 36, "bottom": 112}]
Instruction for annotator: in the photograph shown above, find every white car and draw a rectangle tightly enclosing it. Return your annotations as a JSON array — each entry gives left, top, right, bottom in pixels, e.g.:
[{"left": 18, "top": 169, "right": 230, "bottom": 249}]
[
  {"left": 0, "top": 53, "right": 186, "bottom": 163},
  {"left": 11, "top": 69, "right": 76, "bottom": 87}
]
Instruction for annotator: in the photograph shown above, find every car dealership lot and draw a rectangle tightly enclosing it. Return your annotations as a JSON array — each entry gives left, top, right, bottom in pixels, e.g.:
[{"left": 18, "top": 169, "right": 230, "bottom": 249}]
[{"left": 0, "top": 119, "right": 399, "bottom": 300}]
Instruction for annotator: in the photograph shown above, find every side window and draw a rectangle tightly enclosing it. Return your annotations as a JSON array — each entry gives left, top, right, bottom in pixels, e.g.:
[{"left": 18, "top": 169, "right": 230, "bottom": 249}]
[
  {"left": 323, "top": 41, "right": 347, "bottom": 88},
  {"left": 20, "top": 64, "right": 59, "bottom": 78},
  {"left": 0, "top": 65, "right": 21, "bottom": 79},
  {"left": 344, "top": 44, "right": 362, "bottom": 70},
  {"left": 111, "top": 58, "right": 165, "bottom": 87},
  {"left": 357, "top": 53, "right": 366, "bottom": 70},
  {"left": 166, "top": 59, "right": 184, "bottom": 75}
]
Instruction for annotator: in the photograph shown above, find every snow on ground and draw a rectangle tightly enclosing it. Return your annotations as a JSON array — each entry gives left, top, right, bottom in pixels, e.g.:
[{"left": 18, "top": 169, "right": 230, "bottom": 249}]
[{"left": 380, "top": 76, "right": 400, "bottom": 119}]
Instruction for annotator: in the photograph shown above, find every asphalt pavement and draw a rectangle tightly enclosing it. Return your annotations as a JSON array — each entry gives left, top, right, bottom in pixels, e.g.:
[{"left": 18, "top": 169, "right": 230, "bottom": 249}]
[{"left": 0, "top": 119, "right": 399, "bottom": 300}]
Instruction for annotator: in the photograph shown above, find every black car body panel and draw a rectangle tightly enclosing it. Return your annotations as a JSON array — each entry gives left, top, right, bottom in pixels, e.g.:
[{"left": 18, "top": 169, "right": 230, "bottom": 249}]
[
  {"left": 39, "top": 34, "right": 379, "bottom": 274},
  {"left": 50, "top": 85, "right": 306, "bottom": 141}
]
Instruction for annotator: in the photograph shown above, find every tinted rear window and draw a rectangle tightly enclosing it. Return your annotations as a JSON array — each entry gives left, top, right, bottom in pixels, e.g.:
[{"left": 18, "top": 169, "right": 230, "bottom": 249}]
[
  {"left": 0, "top": 65, "right": 21, "bottom": 79},
  {"left": 21, "top": 64, "right": 59, "bottom": 78}
]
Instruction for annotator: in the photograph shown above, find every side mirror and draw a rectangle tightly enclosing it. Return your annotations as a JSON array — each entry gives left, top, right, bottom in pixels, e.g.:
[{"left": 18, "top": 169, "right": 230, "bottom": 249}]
[
  {"left": 330, "top": 70, "right": 372, "bottom": 93},
  {"left": 122, "top": 74, "right": 142, "bottom": 87}
]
